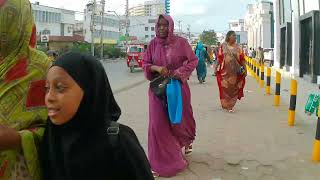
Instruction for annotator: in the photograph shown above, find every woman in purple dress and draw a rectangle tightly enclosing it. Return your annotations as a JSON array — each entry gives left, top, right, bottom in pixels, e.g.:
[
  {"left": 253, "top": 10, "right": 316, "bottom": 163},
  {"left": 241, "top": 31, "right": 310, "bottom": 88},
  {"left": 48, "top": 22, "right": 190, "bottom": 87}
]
[{"left": 143, "top": 14, "right": 198, "bottom": 177}]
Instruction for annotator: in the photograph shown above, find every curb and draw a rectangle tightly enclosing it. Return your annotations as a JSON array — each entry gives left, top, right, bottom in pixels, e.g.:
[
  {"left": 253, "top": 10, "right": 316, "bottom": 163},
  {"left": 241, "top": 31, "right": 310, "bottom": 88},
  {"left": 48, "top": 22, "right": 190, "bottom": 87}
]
[{"left": 113, "top": 79, "right": 146, "bottom": 95}]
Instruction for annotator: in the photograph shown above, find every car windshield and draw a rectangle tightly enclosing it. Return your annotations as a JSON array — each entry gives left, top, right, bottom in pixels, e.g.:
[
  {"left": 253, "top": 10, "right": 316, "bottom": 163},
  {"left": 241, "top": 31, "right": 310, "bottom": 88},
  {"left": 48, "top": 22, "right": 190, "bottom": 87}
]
[{"left": 129, "top": 46, "right": 143, "bottom": 53}]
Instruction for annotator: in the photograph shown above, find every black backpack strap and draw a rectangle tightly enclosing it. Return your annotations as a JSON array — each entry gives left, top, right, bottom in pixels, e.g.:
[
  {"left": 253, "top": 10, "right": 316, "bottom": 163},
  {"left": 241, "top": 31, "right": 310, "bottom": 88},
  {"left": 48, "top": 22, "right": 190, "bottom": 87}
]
[{"left": 107, "top": 121, "right": 120, "bottom": 148}]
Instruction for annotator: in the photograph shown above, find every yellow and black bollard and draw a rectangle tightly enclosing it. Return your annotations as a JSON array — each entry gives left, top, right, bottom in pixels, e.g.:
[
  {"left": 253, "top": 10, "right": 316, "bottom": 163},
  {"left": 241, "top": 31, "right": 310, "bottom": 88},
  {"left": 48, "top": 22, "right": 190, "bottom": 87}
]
[
  {"left": 260, "top": 63, "right": 265, "bottom": 88},
  {"left": 266, "top": 68, "right": 271, "bottom": 95},
  {"left": 253, "top": 60, "right": 256, "bottom": 78},
  {"left": 312, "top": 106, "right": 320, "bottom": 162},
  {"left": 256, "top": 62, "right": 260, "bottom": 83},
  {"left": 274, "top": 71, "right": 281, "bottom": 106},
  {"left": 250, "top": 59, "right": 253, "bottom": 76},
  {"left": 288, "top": 79, "right": 297, "bottom": 126}
]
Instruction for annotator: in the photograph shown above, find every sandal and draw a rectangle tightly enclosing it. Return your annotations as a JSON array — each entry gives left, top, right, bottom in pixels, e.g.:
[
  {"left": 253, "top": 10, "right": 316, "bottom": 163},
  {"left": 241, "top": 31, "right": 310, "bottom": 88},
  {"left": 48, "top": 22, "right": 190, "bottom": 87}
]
[
  {"left": 185, "top": 144, "right": 193, "bottom": 155},
  {"left": 152, "top": 171, "right": 160, "bottom": 178}
]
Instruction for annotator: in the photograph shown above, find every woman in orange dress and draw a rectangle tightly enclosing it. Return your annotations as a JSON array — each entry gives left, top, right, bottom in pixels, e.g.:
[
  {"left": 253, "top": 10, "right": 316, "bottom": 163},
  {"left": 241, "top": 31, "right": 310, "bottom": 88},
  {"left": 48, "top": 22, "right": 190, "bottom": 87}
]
[{"left": 216, "top": 31, "right": 246, "bottom": 112}]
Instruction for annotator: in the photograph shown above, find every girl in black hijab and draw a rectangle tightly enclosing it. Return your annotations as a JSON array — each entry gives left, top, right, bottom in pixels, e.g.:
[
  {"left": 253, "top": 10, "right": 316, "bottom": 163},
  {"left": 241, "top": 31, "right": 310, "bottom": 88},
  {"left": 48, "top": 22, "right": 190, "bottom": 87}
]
[{"left": 42, "top": 52, "right": 153, "bottom": 180}]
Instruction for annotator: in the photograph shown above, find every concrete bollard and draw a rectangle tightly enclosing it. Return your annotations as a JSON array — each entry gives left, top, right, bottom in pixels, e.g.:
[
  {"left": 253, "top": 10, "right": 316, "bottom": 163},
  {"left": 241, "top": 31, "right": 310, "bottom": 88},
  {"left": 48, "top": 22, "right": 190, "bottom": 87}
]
[
  {"left": 266, "top": 68, "right": 271, "bottom": 95},
  {"left": 312, "top": 106, "right": 320, "bottom": 162},
  {"left": 288, "top": 79, "right": 297, "bottom": 126},
  {"left": 260, "top": 63, "right": 265, "bottom": 88},
  {"left": 274, "top": 71, "right": 281, "bottom": 106}
]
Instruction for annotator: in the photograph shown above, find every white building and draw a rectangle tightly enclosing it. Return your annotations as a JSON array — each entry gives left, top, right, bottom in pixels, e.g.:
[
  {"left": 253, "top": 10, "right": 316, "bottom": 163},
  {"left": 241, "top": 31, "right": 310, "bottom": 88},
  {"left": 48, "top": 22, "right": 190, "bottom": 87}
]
[
  {"left": 228, "top": 19, "right": 248, "bottom": 44},
  {"left": 83, "top": 3, "right": 120, "bottom": 45},
  {"left": 245, "top": 1, "right": 274, "bottom": 49},
  {"left": 273, "top": 0, "right": 320, "bottom": 83},
  {"left": 144, "top": 0, "right": 165, "bottom": 16},
  {"left": 129, "top": 0, "right": 165, "bottom": 16},
  {"left": 129, "top": 4, "right": 145, "bottom": 16},
  {"left": 31, "top": 2, "right": 75, "bottom": 37},
  {"left": 123, "top": 16, "right": 157, "bottom": 43}
]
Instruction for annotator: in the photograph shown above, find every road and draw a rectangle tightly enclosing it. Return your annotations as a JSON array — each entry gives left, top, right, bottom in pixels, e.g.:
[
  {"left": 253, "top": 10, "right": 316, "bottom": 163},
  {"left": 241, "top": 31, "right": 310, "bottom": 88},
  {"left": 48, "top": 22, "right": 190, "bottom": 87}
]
[{"left": 101, "top": 59, "right": 145, "bottom": 93}]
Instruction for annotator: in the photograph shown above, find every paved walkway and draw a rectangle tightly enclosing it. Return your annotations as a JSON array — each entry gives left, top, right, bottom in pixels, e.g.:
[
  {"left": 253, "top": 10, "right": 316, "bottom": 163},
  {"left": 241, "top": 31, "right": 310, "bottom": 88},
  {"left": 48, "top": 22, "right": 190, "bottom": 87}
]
[{"left": 114, "top": 70, "right": 320, "bottom": 180}]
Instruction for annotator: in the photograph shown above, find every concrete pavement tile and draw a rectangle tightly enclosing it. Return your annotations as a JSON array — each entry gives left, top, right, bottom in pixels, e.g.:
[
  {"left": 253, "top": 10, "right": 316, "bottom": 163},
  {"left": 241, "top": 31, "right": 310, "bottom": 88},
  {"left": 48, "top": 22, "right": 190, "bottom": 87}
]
[{"left": 256, "top": 165, "right": 275, "bottom": 175}]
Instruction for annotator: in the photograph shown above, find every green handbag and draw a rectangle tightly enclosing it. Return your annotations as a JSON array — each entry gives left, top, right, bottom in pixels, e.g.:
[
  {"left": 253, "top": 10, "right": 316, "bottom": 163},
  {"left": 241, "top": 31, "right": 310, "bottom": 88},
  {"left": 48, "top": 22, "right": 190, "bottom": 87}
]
[{"left": 305, "top": 94, "right": 320, "bottom": 115}]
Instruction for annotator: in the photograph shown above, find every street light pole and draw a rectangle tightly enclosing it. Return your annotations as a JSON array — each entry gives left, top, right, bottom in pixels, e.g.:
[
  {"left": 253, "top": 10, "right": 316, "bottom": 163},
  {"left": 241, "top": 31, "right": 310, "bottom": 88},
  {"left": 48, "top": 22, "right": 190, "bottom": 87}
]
[
  {"left": 100, "top": 0, "right": 105, "bottom": 59},
  {"left": 125, "top": 0, "right": 129, "bottom": 52},
  {"left": 90, "top": 0, "right": 97, "bottom": 56}
]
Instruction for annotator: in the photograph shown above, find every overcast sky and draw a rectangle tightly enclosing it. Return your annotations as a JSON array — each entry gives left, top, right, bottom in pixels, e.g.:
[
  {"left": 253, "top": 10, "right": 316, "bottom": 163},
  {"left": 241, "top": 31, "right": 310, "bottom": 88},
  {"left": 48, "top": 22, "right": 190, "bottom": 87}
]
[{"left": 29, "top": 0, "right": 258, "bottom": 33}]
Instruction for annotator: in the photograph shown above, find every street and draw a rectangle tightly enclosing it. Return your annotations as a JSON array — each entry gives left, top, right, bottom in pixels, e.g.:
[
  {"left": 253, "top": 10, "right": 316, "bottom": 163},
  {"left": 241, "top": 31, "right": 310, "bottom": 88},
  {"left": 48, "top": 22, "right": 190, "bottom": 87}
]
[
  {"left": 111, "top": 66, "right": 320, "bottom": 180},
  {"left": 101, "top": 59, "right": 145, "bottom": 93}
]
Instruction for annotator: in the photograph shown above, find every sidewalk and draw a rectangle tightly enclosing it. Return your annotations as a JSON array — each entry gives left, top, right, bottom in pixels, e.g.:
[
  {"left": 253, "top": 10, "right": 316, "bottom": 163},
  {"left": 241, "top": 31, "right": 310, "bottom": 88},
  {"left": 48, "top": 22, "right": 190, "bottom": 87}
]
[{"left": 114, "top": 70, "right": 320, "bottom": 180}]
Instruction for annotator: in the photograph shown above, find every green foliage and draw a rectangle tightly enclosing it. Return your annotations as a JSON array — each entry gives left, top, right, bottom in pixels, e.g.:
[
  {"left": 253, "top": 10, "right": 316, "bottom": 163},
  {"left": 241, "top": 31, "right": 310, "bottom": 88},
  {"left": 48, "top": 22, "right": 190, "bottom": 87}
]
[
  {"left": 71, "top": 42, "right": 91, "bottom": 54},
  {"left": 199, "top": 30, "right": 218, "bottom": 46},
  {"left": 103, "top": 45, "right": 125, "bottom": 58}
]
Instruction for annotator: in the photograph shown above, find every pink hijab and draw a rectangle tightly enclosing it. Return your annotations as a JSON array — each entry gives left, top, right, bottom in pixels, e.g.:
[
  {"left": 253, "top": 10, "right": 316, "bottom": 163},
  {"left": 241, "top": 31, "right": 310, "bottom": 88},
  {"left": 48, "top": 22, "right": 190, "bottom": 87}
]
[{"left": 155, "top": 14, "right": 176, "bottom": 45}]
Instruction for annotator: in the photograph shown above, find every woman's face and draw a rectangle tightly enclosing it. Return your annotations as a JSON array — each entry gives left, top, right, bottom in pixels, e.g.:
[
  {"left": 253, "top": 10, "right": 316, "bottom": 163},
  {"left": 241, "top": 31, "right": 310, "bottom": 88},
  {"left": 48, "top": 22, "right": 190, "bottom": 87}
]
[
  {"left": 157, "top": 17, "right": 169, "bottom": 39},
  {"left": 45, "top": 66, "right": 84, "bottom": 125},
  {"left": 229, "top": 33, "right": 237, "bottom": 44}
]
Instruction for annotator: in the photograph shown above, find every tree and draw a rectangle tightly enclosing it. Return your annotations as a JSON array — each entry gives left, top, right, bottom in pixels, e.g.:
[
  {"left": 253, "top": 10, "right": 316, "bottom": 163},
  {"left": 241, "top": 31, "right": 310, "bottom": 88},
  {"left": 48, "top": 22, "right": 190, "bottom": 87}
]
[{"left": 199, "top": 30, "right": 218, "bottom": 46}]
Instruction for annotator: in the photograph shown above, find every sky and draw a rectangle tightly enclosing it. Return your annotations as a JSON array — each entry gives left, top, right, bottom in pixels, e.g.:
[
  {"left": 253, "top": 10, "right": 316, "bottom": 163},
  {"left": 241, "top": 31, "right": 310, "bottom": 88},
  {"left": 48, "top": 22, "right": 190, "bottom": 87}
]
[{"left": 29, "top": 0, "right": 257, "bottom": 33}]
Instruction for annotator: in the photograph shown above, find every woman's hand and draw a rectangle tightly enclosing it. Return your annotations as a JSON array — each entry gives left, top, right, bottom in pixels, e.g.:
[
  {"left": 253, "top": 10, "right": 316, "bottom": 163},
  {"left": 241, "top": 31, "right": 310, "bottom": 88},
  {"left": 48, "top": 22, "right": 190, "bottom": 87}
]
[
  {"left": 151, "top": 66, "right": 170, "bottom": 77},
  {"left": 0, "top": 125, "right": 21, "bottom": 151}
]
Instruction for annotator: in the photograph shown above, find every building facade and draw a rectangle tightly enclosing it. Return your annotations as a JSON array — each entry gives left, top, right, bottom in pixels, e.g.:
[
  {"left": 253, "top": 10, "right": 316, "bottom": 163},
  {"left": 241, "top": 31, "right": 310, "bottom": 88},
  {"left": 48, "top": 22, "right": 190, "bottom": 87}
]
[
  {"left": 129, "top": 4, "right": 145, "bottom": 16},
  {"left": 32, "top": 2, "right": 75, "bottom": 37},
  {"left": 273, "top": 0, "right": 320, "bottom": 83},
  {"left": 129, "top": 0, "right": 165, "bottom": 16},
  {"left": 245, "top": 1, "right": 274, "bottom": 49},
  {"left": 229, "top": 19, "right": 248, "bottom": 44},
  {"left": 83, "top": 3, "right": 120, "bottom": 45},
  {"left": 123, "top": 16, "right": 157, "bottom": 43}
]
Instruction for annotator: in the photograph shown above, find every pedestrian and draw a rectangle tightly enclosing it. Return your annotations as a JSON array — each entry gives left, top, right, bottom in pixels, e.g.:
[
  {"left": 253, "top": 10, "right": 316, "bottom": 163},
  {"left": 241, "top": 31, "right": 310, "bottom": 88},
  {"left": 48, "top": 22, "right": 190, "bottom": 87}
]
[
  {"left": 252, "top": 48, "right": 257, "bottom": 58},
  {"left": 248, "top": 47, "right": 253, "bottom": 58},
  {"left": 212, "top": 42, "right": 221, "bottom": 76},
  {"left": 216, "top": 31, "right": 247, "bottom": 113},
  {"left": 143, "top": 14, "right": 198, "bottom": 177},
  {"left": 0, "top": 0, "right": 51, "bottom": 179},
  {"left": 257, "top": 47, "right": 264, "bottom": 65},
  {"left": 42, "top": 52, "right": 154, "bottom": 180},
  {"left": 195, "top": 41, "right": 209, "bottom": 83}
]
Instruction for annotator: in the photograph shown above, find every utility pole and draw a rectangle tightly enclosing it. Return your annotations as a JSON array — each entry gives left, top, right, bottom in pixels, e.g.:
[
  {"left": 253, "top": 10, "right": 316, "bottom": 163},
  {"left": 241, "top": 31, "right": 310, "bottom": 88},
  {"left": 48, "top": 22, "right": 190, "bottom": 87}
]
[
  {"left": 90, "top": 0, "right": 96, "bottom": 56},
  {"left": 187, "top": 24, "right": 191, "bottom": 40},
  {"left": 125, "top": 0, "right": 129, "bottom": 52},
  {"left": 100, "top": 0, "right": 105, "bottom": 59},
  {"left": 177, "top": 20, "right": 182, "bottom": 36}
]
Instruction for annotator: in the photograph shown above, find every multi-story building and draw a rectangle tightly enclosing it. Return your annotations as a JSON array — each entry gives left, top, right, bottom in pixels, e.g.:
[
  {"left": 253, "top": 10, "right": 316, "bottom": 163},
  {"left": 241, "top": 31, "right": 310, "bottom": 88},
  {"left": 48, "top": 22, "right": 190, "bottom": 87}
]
[
  {"left": 32, "top": 2, "right": 75, "bottom": 37},
  {"left": 31, "top": 2, "right": 84, "bottom": 51},
  {"left": 228, "top": 19, "right": 248, "bottom": 44},
  {"left": 123, "top": 16, "right": 157, "bottom": 43},
  {"left": 273, "top": 0, "right": 320, "bottom": 83},
  {"left": 245, "top": 1, "right": 274, "bottom": 49},
  {"left": 83, "top": 3, "right": 120, "bottom": 45},
  {"left": 129, "top": 0, "right": 165, "bottom": 17},
  {"left": 129, "top": 4, "right": 145, "bottom": 16}
]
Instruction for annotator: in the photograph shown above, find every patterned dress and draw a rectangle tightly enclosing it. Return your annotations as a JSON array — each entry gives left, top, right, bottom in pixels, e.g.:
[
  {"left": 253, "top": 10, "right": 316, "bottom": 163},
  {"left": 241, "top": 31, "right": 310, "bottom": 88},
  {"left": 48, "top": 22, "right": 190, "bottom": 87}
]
[
  {"left": 0, "top": 0, "right": 51, "bottom": 179},
  {"left": 216, "top": 42, "right": 246, "bottom": 110}
]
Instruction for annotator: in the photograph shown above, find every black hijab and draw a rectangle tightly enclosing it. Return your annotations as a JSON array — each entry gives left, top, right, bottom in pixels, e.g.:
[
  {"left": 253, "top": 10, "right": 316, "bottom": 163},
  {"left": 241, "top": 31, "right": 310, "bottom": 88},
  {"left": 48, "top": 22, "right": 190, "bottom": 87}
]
[{"left": 41, "top": 52, "right": 122, "bottom": 180}]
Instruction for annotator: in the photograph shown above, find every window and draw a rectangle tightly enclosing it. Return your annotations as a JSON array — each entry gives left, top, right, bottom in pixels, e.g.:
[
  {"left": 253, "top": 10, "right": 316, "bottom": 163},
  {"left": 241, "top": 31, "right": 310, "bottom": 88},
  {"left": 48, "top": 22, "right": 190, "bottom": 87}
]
[
  {"left": 148, "top": 19, "right": 156, "bottom": 23},
  {"left": 280, "top": 0, "right": 292, "bottom": 24},
  {"left": 129, "top": 46, "right": 143, "bottom": 53},
  {"left": 145, "top": 27, "right": 149, "bottom": 31},
  {"left": 151, "top": 35, "right": 155, "bottom": 38},
  {"left": 151, "top": 27, "right": 155, "bottom": 31},
  {"left": 145, "top": 35, "right": 149, "bottom": 38}
]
